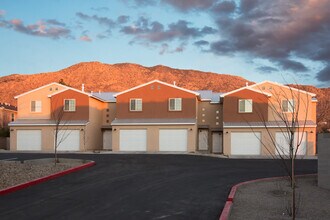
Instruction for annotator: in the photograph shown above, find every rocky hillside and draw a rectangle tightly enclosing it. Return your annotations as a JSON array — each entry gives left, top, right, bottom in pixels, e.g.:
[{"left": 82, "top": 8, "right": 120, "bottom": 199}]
[
  {"left": 0, "top": 61, "right": 253, "bottom": 104},
  {"left": 0, "top": 61, "right": 329, "bottom": 126}
]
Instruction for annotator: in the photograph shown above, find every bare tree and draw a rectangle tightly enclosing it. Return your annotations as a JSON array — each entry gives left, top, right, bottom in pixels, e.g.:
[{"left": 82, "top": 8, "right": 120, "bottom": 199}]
[{"left": 245, "top": 83, "right": 314, "bottom": 219}]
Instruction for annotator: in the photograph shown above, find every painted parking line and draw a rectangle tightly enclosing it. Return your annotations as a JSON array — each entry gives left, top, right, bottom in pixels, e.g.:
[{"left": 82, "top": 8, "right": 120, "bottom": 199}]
[{"left": 0, "top": 158, "right": 18, "bottom": 161}]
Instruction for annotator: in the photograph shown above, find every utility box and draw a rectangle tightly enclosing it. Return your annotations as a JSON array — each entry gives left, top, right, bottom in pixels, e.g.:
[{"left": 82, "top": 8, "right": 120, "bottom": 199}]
[{"left": 318, "top": 133, "right": 330, "bottom": 190}]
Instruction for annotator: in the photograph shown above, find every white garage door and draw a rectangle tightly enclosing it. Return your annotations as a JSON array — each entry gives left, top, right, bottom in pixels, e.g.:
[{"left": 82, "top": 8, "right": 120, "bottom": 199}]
[
  {"left": 56, "top": 130, "right": 80, "bottom": 151},
  {"left": 231, "top": 132, "right": 261, "bottom": 155},
  {"left": 103, "top": 130, "right": 112, "bottom": 150},
  {"left": 159, "top": 129, "right": 187, "bottom": 152},
  {"left": 17, "top": 130, "right": 42, "bottom": 151},
  {"left": 119, "top": 130, "right": 147, "bottom": 151},
  {"left": 275, "top": 132, "right": 307, "bottom": 155}
]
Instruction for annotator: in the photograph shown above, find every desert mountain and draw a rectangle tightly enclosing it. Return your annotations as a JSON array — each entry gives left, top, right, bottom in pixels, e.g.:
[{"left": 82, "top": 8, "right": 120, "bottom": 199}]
[{"left": 0, "top": 61, "right": 329, "bottom": 125}]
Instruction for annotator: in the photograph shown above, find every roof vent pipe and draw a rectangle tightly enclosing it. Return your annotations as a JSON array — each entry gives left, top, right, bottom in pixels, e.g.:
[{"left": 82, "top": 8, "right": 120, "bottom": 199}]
[
  {"left": 82, "top": 84, "right": 85, "bottom": 92},
  {"left": 246, "top": 82, "right": 249, "bottom": 87},
  {"left": 173, "top": 81, "right": 176, "bottom": 86}
]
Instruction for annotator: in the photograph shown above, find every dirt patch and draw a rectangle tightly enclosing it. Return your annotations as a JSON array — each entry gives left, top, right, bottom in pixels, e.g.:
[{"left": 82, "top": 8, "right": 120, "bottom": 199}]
[
  {"left": 229, "top": 175, "right": 330, "bottom": 220},
  {"left": 0, "top": 158, "right": 88, "bottom": 190}
]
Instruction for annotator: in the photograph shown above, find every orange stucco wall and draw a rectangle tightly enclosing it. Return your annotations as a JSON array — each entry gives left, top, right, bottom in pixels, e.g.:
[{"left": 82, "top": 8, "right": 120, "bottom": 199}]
[
  {"left": 116, "top": 82, "right": 197, "bottom": 119},
  {"left": 223, "top": 88, "right": 268, "bottom": 122},
  {"left": 50, "top": 89, "right": 89, "bottom": 121}
]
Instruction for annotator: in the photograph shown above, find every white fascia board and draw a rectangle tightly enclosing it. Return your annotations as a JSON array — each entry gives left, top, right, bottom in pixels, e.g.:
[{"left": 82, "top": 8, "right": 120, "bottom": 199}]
[
  {"left": 223, "top": 125, "right": 317, "bottom": 128},
  {"left": 114, "top": 79, "right": 200, "bottom": 97},
  {"left": 111, "top": 122, "right": 196, "bottom": 126},
  {"left": 221, "top": 87, "right": 272, "bottom": 97},
  {"left": 14, "top": 82, "right": 68, "bottom": 99},
  {"left": 250, "top": 80, "right": 316, "bottom": 97},
  {"left": 47, "top": 87, "right": 91, "bottom": 98}
]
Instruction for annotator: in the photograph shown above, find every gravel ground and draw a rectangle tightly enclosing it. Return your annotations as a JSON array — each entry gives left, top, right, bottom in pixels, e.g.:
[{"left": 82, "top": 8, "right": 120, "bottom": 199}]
[
  {"left": 0, "top": 159, "right": 83, "bottom": 190},
  {"left": 229, "top": 175, "right": 330, "bottom": 220}
]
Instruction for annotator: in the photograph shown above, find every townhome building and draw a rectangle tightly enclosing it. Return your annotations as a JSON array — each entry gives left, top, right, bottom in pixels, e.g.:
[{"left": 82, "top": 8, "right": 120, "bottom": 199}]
[
  {"left": 222, "top": 81, "right": 317, "bottom": 156},
  {"left": 9, "top": 80, "right": 317, "bottom": 157},
  {"left": 0, "top": 102, "right": 17, "bottom": 128},
  {"left": 9, "top": 82, "right": 105, "bottom": 151}
]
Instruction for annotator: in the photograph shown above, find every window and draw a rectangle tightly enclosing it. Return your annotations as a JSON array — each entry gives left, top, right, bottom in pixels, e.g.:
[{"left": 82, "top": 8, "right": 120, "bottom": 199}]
[
  {"left": 238, "top": 99, "right": 252, "bottom": 113},
  {"left": 130, "top": 99, "right": 142, "bottom": 111},
  {"left": 282, "top": 99, "right": 295, "bottom": 112},
  {"left": 31, "top": 100, "right": 42, "bottom": 112},
  {"left": 169, "top": 98, "right": 182, "bottom": 111},
  {"left": 64, "top": 99, "right": 76, "bottom": 112}
]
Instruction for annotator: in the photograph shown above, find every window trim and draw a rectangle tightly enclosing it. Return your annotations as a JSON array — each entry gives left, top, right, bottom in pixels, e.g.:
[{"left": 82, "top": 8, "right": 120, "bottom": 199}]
[
  {"left": 169, "top": 98, "right": 182, "bottom": 111},
  {"left": 129, "top": 98, "right": 142, "bottom": 111},
  {"left": 30, "top": 100, "right": 42, "bottom": 113},
  {"left": 63, "top": 99, "right": 76, "bottom": 112},
  {"left": 282, "top": 99, "right": 295, "bottom": 113},
  {"left": 238, "top": 99, "right": 253, "bottom": 113}
]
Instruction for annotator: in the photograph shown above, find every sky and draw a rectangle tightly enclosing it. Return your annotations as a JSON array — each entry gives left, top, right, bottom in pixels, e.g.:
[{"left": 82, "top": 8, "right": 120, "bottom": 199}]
[{"left": 0, "top": 0, "right": 329, "bottom": 87}]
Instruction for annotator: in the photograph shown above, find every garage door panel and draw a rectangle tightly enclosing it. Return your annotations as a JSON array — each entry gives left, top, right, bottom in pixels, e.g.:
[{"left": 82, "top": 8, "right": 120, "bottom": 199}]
[
  {"left": 275, "top": 132, "right": 306, "bottom": 155},
  {"left": 159, "top": 129, "right": 187, "bottom": 152},
  {"left": 56, "top": 130, "right": 80, "bottom": 151},
  {"left": 17, "top": 130, "right": 42, "bottom": 151},
  {"left": 119, "top": 130, "right": 146, "bottom": 151},
  {"left": 231, "top": 132, "right": 261, "bottom": 155}
]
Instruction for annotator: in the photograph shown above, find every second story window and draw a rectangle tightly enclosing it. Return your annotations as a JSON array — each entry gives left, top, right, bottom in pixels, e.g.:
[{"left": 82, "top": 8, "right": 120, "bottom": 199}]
[
  {"left": 130, "top": 99, "right": 142, "bottom": 111},
  {"left": 238, "top": 99, "right": 252, "bottom": 113},
  {"left": 169, "top": 98, "right": 182, "bottom": 111},
  {"left": 31, "top": 100, "right": 42, "bottom": 113},
  {"left": 282, "top": 99, "right": 295, "bottom": 112},
  {"left": 64, "top": 99, "right": 76, "bottom": 112}
]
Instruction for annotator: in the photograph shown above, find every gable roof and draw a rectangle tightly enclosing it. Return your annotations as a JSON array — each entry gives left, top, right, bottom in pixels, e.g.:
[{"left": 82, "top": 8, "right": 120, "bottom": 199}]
[
  {"left": 47, "top": 87, "right": 91, "bottom": 98},
  {"left": 14, "top": 82, "right": 68, "bottom": 99},
  {"left": 114, "top": 80, "right": 200, "bottom": 97},
  {"left": 220, "top": 86, "right": 272, "bottom": 97},
  {"left": 250, "top": 80, "right": 316, "bottom": 97},
  {"left": 0, "top": 103, "right": 17, "bottom": 111}
]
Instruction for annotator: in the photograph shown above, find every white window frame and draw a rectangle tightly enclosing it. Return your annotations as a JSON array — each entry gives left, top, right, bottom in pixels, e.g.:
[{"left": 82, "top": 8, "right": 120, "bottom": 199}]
[
  {"left": 169, "top": 98, "right": 182, "bottom": 111},
  {"left": 130, "top": 99, "right": 142, "bottom": 111},
  {"left": 31, "top": 100, "right": 42, "bottom": 113},
  {"left": 64, "top": 99, "right": 76, "bottom": 112},
  {"left": 282, "top": 99, "right": 295, "bottom": 113},
  {"left": 238, "top": 99, "right": 253, "bottom": 113}
]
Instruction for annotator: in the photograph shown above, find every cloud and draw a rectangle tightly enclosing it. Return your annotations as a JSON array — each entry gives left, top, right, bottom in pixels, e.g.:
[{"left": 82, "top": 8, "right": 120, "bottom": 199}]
[
  {"left": 120, "top": 0, "right": 156, "bottom": 7},
  {"left": 316, "top": 65, "right": 330, "bottom": 82},
  {"left": 162, "top": 0, "right": 215, "bottom": 11},
  {"left": 80, "top": 35, "right": 92, "bottom": 42},
  {"left": 91, "top": 7, "right": 109, "bottom": 12},
  {"left": 120, "top": 17, "right": 216, "bottom": 43},
  {"left": 194, "top": 40, "right": 209, "bottom": 47},
  {"left": 211, "top": 1, "right": 236, "bottom": 14},
  {"left": 257, "top": 66, "right": 279, "bottom": 74},
  {"left": 159, "top": 42, "right": 186, "bottom": 55},
  {"left": 0, "top": 9, "right": 5, "bottom": 17},
  {"left": 206, "top": 0, "right": 330, "bottom": 81},
  {"left": 117, "top": 15, "right": 130, "bottom": 24},
  {"left": 76, "top": 12, "right": 115, "bottom": 28},
  {"left": 0, "top": 17, "right": 72, "bottom": 39}
]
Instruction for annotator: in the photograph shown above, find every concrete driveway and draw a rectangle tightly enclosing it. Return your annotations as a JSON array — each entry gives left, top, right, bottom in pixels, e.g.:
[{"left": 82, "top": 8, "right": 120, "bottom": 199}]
[{"left": 0, "top": 153, "right": 317, "bottom": 220}]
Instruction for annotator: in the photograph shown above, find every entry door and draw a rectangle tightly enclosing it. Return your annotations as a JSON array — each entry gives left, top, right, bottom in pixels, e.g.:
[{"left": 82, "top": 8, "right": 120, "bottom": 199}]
[
  {"left": 103, "top": 130, "right": 112, "bottom": 150},
  {"left": 212, "top": 132, "right": 222, "bottom": 153},
  {"left": 198, "top": 130, "right": 208, "bottom": 150}
]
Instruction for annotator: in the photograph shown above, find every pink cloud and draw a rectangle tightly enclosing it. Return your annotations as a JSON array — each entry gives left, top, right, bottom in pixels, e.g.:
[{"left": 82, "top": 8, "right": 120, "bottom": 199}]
[{"left": 80, "top": 35, "right": 92, "bottom": 42}]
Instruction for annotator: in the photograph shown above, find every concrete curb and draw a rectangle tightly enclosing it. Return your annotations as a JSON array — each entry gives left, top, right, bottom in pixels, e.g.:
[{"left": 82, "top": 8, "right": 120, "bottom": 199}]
[
  {"left": 219, "top": 173, "right": 317, "bottom": 220},
  {"left": 0, "top": 161, "right": 96, "bottom": 196}
]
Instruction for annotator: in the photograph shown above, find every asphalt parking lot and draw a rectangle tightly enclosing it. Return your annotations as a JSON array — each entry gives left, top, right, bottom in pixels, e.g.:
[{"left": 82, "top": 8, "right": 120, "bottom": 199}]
[{"left": 0, "top": 153, "right": 317, "bottom": 220}]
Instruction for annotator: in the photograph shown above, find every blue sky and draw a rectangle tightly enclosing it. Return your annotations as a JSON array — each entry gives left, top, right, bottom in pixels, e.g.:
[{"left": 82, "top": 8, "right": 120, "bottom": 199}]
[{"left": 0, "top": 0, "right": 329, "bottom": 87}]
